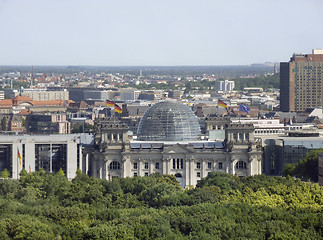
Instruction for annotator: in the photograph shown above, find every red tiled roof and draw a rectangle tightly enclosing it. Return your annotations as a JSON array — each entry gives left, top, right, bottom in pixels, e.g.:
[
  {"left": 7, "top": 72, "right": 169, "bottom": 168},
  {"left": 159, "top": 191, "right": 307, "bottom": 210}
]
[{"left": 14, "top": 95, "right": 33, "bottom": 102}]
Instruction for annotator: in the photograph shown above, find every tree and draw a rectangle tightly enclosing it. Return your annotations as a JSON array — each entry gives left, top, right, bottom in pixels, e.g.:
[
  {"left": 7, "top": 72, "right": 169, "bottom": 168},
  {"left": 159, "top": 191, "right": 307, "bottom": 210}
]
[
  {"left": 57, "top": 168, "right": 65, "bottom": 177},
  {"left": 20, "top": 168, "right": 28, "bottom": 178},
  {"left": 1, "top": 168, "right": 10, "bottom": 179}
]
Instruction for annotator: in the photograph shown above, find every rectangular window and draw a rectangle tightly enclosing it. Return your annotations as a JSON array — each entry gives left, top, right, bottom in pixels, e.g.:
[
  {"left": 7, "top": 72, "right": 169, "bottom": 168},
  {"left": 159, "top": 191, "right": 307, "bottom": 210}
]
[
  {"left": 113, "top": 134, "right": 118, "bottom": 141},
  {"left": 144, "top": 172, "right": 148, "bottom": 176},
  {"left": 196, "top": 162, "right": 201, "bottom": 169},
  {"left": 134, "top": 162, "right": 138, "bottom": 169},
  {"left": 197, "top": 172, "right": 201, "bottom": 178},
  {"left": 239, "top": 133, "right": 244, "bottom": 141},
  {"left": 207, "top": 162, "right": 212, "bottom": 169},
  {"left": 233, "top": 133, "right": 238, "bottom": 141},
  {"left": 134, "top": 172, "right": 137, "bottom": 177},
  {"left": 218, "top": 162, "right": 223, "bottom": 169},
  {"left": 144, "top": 162, "right": 149, "bottom": 169},
  {"left": 155, "top": 162, "right": 159, "bottom": 169},
  {"left": 173, "top": 159, "right": 184, "bottom": 169}
]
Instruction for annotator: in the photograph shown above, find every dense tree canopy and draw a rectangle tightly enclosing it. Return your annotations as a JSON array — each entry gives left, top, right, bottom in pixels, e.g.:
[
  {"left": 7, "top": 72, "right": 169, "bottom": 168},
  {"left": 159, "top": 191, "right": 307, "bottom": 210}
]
[
  {"left": 122, "top": 73, "right": 279, "bottom": 93},
  {"left": 0, "top": 171, "right": 322, "bottom": 239}
]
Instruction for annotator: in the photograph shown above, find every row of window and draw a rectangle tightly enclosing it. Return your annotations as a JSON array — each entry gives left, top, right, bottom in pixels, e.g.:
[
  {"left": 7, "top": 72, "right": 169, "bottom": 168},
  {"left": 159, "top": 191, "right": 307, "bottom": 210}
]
[
  {"left": 254, "top": 129, "right": 281, "bottom": 134},
  {"left": 109, "top": 160, "right": 246, "bottom": 171},
  {"left": 133, "top": 162, "right": 159, "bottom": 170},
  {"left": 133, "top": 163, "right": 245, "bottom": 178},
  {"left": 233, "top": 133, "right": 249, "bottom": 141}
]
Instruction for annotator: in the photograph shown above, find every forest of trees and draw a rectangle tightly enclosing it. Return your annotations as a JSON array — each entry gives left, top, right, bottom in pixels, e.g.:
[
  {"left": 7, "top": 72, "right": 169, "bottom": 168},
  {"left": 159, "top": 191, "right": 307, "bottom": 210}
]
[
  {"left": 124, "top": 73, "right": 280, "bottom": 93},
  {"left": 0, "top": 170, "right": 322, "bottom": 239}
]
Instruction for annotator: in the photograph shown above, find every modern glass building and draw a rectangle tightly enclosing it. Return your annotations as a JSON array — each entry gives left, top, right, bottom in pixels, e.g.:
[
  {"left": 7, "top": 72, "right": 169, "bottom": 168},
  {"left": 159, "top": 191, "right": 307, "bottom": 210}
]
[{"left": 137, "top": 101, "right": 201, "bottom": 141}]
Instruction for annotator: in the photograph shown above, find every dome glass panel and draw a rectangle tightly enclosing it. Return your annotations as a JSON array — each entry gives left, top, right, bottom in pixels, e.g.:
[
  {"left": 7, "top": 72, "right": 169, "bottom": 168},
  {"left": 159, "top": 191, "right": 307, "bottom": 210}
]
[{"left": 137, "top": 101, "right": 201, "bottom": 141}]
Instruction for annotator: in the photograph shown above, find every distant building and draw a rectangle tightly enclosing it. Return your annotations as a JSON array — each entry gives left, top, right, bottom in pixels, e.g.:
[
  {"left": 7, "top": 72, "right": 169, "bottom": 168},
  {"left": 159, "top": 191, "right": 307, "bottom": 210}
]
[
  {"left": 119, "top": 89, "right": 141, "bottom": 101},
  {"left": 26, "top": 114, "right": 71, "bottom": 134},
  {"left": 280, "top": 49, "right": 323, "bottom": 112},
  {"left": 217, "top": 80, "right": 235, "bottom": 92},
  {"left": 83, "top": 90, "right": 118, "bottom": 101},
  {"left": 168, "top": 90, "right": 184, "bottom": 99},
  {"left": 243, "top": 87, "right": 263, "bottom": 93},
  {"left": 4, "top": 89, "right": 69, "bottom": 101},
  {"left": 0, "top": 91, "right": 4, "bottom": 100},
  {"left": 24, "top": 89, "right": 69, "bottom": 101},
  {"left": 0, "top": 95, "right": 72, "bottom": 114}
]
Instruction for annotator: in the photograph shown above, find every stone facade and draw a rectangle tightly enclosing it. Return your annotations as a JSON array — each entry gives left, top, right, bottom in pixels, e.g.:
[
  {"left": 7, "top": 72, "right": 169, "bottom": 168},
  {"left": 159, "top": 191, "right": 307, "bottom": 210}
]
[{"left": 86, "top": 119, "right": 262, "bottom": 187}]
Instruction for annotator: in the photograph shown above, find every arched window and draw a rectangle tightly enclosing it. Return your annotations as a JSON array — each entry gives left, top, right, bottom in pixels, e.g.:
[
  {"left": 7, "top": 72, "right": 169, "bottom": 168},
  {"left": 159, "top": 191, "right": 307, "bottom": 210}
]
[
  {"left": 109, "top": 161, "right": 120, "bottom": 170},
  {"left": 236, "top": 161, "right": 246, "bottom": 169}
]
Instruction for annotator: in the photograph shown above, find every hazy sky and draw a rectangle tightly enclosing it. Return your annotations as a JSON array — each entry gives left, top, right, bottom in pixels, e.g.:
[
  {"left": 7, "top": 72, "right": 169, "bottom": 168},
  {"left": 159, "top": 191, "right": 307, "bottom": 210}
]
[{"left": 0, "top": 0, "right": 322, "bottom": 66}]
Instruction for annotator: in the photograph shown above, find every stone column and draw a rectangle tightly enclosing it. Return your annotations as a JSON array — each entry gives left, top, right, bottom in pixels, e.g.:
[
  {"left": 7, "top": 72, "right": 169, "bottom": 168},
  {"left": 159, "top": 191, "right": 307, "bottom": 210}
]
[
  {"left": 149, "top": 159, "right": 154, "bottom": 175},
  {"left": 230, "top": 157, "right": 236, "bottom": 175},
  {"left": 138, "top": 159, "right": 142, "bottom": 176},
  {"left": 85, "top": 154, "right": 89, "bottom": 175},
  {"left": 162, "top": 158, "right": 167, "bottom": 175},
  {"left": 201, "top": 160, "right": 206, "bottom": 178},
  {"left": 189, "top": 158, "right": 195, "bottom": 186},
  {"left": 166, "top": 158, "right": 171, "bottom": 175},
  {"left": 185, "top": 158, "right": 190, "bottom": 187},
  {"left": 248, "top": 157, "right": 253, "bottom": 176}
]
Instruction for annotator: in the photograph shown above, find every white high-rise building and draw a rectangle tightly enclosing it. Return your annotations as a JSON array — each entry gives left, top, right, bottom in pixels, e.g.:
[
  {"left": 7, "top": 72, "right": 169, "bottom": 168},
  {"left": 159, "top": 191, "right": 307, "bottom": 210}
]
[{"left": 217, "top": 80, "right": 235, "bottom": 92}]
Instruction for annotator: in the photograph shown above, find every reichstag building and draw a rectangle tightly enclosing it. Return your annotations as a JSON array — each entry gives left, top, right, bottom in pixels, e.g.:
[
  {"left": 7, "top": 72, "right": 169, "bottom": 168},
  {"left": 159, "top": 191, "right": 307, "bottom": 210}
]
[{"left": 86, "top": 101, "right": 262, "bottom": 187}]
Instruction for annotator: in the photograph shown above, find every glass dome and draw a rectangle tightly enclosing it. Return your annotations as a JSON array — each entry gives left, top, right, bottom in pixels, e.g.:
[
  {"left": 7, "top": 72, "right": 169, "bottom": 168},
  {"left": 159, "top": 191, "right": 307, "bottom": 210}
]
[{"left": 137, "top": 101, "right": 201, "bottom": 141}]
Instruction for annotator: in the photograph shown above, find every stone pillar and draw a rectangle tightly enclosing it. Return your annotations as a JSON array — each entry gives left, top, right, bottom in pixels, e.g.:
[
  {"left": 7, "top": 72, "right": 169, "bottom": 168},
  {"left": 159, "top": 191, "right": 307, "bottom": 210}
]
[
  {"left": 85, "top": 154, "right": 89, "bottom": 175},
  {"left": 230, "top": 158, "right": 236, "bottom": 175},
  {"left": 138, "top": 159, "right": 142, "bottom": 176},
  {"left": 184, "top": 158, "right": 189, "bottom": 187},
  {"left": 248, "top": 157, "right": 253, "bottom": 176},
  {"left": 105, "top": 161, "right": 109, "bottom": 180},
  {"left": 166, "top": 158, "right": 171, "bottom": 175},
  {"left": 258, "top": 157, "right": 262, "bottom": 175},
  {"left": 149, "top": 159, "right": 153, "bottom": 175},
  {"left": 99, "top": 157, "right": 103, "bottom": 179},
  {"left": 162, "top": 158, "right": 167, "bottom": 175},
  {"left": 121, "top": 157, "right": 126, "bottom": 178},
  {"left": 201, "top": 160, "right": 206, "bottom": 178},
  {"left": 225, "top": 154, "right": 230, "bottom": 174},
  {"left": 189, "top": 159, "right": 195, "bottom": 186}
]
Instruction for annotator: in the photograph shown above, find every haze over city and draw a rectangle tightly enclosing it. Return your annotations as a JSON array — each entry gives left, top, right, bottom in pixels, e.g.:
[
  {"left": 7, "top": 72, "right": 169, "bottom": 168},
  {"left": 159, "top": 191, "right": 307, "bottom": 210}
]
[{"left": 1, "top": 0, "right": 322, "bottom": 66}]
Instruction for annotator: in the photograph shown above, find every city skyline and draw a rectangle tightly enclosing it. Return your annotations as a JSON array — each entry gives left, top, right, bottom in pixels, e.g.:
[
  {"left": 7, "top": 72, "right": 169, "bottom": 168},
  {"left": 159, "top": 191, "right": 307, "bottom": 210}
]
[{"left": 0, "top": 0, "right": 323, "bottom": 66}]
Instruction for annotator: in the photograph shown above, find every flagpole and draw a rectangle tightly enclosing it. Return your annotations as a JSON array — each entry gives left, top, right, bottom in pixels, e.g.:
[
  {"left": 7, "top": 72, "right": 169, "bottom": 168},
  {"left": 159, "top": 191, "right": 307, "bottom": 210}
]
[
  {"left": 17, "top": 147, "right": 19, "bottom": 179},
  {"left": 17, "top": 148, "right": 18, "bottom": 179}
]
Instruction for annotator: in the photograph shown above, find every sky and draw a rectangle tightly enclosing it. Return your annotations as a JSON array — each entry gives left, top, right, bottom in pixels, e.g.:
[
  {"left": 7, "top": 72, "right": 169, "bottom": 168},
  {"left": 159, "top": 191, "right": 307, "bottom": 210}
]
[{"left": 0, "top": 0, "right": 323, "bottom": 66}]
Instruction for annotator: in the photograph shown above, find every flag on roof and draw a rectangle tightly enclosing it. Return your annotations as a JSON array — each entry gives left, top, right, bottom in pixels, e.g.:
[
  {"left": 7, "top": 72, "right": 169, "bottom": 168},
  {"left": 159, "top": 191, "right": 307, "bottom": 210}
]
[
  {"left": 239, "top": 104, "right": 250, "bottom": 114},
  {"left": 114, "top": 104, "right": 123, "bottom": 114},
  {"left": 106, "top": 100, "right": 115, "bottom": 107},
  {"left": 218, "top": 100, "right": 227, "bottom": 109}
]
